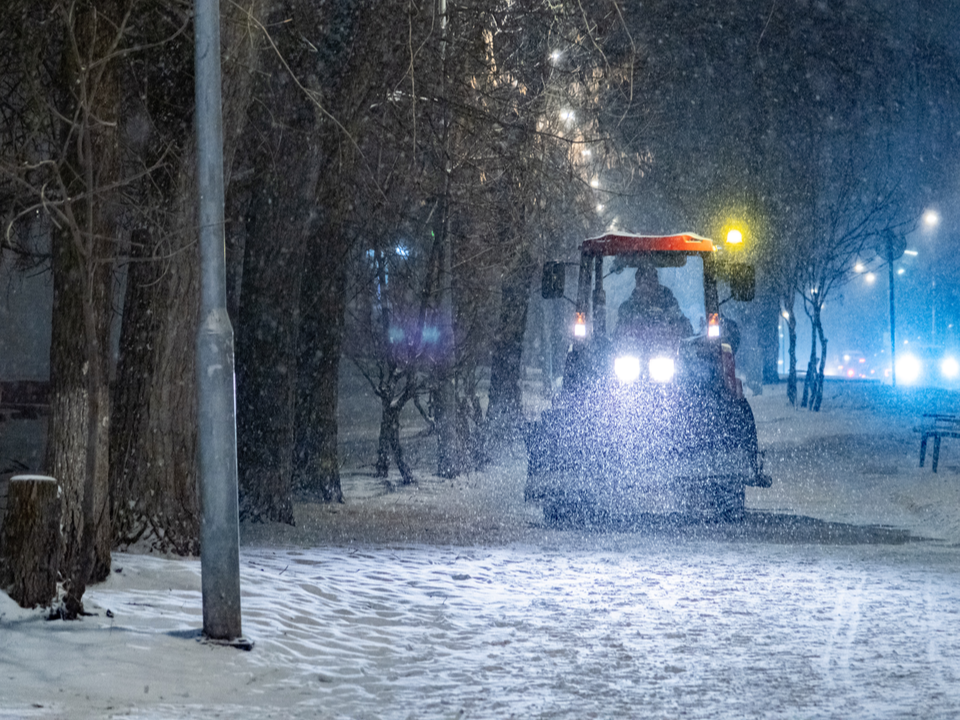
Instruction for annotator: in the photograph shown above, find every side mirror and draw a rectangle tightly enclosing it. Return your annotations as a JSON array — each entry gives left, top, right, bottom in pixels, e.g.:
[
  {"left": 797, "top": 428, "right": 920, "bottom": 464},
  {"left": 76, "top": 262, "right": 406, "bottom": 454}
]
[
  {"left": 728, "top": 263, "right": 755, "bottom": 302},
  {"left": 541, "top": 261, "right": 565, "bottom": 299}
]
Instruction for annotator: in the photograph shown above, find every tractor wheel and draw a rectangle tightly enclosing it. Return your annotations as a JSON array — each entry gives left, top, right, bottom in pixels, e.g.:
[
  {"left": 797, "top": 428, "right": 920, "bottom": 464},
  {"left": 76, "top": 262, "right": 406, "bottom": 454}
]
[
  {"left": 714, "top": 483, "right": 745, "bottom": 522},
  {"left": 543, "top": 501, "right": 574, "bottom": 527}
]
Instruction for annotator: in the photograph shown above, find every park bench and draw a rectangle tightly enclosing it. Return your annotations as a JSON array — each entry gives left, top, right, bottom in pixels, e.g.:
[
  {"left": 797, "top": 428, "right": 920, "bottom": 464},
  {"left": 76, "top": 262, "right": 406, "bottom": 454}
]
[{"left": 917, "top": 413, "right": 960, "bottom": 473}]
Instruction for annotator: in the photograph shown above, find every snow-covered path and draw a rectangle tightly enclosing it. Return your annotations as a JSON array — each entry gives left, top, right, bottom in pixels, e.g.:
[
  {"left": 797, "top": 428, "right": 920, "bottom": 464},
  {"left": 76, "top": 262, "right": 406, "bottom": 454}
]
[{"left": 3, "top": 538, "right": 960, "bottom": 719}]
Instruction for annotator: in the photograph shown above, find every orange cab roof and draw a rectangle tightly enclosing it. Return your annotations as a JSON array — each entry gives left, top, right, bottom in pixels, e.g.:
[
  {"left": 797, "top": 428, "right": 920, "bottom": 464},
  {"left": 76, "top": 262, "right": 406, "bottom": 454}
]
[{"left": 581, "top": 233, "right": 716, "bottom": 256}]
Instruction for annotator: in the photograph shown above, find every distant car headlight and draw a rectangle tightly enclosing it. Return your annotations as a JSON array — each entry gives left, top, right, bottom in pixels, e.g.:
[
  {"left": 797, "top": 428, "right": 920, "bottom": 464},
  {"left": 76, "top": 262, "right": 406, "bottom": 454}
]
[
  {"left": 896, "top": 353, "right": 922, "bottom": 384},
  {"left": 941, "top": 356, "right": 960, "bottom": 380},
  {"left": 649, "top": 356, "right": 676, "bottom": 383},
  {"left": 614, "top": 355, "right": 641, "bottom": 383}
]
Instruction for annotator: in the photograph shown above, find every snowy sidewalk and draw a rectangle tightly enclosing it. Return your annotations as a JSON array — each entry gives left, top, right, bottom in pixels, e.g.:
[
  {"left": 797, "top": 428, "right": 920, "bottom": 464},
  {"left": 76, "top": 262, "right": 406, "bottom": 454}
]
[
  {"left": 749, "top": 381, "right": 960, "bottom": 545},
  {"left": 3, "top": 541, "right": 960, "bottom": 719}
]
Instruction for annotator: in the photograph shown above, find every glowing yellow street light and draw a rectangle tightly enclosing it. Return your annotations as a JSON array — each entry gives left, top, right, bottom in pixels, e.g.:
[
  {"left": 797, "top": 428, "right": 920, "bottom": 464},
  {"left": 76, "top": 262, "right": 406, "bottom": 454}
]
[{"left": 726, "top": 228, "right": 743, "bottom": 245}]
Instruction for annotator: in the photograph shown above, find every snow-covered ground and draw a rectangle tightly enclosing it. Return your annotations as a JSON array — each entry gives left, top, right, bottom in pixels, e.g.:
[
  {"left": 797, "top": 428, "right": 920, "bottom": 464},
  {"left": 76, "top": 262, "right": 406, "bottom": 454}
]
[{"left": 2, "top": 380, "right": 960, "bottom": 719}]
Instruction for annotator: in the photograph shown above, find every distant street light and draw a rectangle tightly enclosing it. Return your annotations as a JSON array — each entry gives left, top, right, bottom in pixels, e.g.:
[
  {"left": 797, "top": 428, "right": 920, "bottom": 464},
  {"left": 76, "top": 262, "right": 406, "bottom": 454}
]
[
  {"left": 726, "top": 229, "right": 743, "bottom": 245},
  {"left": 923, "top": 209, "right": 940, "bottom": 228}
]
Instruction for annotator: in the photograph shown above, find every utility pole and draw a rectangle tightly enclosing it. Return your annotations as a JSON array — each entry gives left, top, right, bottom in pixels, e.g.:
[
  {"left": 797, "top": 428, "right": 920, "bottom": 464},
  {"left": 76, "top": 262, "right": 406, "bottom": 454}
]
[
  {"left": 888, "top": 243, "right": 897, "bottom": 388},
  {"left": 884, "top": 230, "right": 905, "bottom": 388},
  {"left": 194, "top": 0, "right": 244, "bottom": 644}
]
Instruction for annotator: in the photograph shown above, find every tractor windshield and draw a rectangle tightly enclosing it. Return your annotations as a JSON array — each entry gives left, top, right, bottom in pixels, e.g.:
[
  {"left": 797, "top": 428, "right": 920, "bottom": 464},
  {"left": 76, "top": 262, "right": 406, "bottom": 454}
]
[{"left": 601, "top": 254, "right": 706, "bottom": 342}]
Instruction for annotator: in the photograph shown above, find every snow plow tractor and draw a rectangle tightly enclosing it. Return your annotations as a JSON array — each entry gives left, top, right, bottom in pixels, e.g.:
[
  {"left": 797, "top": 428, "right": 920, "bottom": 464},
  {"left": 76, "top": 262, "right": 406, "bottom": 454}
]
[{"left": 525, "top": 232, "right": 771, "bottom": 525}]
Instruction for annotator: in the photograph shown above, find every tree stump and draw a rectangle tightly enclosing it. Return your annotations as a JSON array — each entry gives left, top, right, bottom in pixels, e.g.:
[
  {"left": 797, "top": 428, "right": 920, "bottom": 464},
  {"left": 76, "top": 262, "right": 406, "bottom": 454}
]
[{"left": 1, "top": 475, "right": 61, "bottom": 608}]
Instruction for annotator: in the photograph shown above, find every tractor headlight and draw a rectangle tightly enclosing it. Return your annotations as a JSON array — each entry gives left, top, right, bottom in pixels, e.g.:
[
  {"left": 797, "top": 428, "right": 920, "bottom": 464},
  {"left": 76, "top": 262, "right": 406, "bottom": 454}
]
[
  {"left": 942, "top": 356, "right": 960, "bottom": 380},
  {"left": 614, "top": 355, "right": 641, "bottom": 383},
  {"left": 649, "top": 356, "right": 676, "bottom": 383}
]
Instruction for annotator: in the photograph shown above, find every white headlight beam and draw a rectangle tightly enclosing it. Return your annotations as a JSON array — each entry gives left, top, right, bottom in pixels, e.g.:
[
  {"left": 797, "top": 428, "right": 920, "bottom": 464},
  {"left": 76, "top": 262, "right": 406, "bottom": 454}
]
[
  {"left": 614, "top": 355, "right": 641, "bottom": 383},
  {"left": 649, "top": 356, "right": 676, "bottom": 383}
]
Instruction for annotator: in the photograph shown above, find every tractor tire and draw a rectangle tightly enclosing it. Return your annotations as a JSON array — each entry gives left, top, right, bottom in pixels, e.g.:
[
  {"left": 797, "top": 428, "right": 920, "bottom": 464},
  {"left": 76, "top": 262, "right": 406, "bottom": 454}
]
[
  {"left": 713, "top": 483, "right": 745, "bottom": 523},
  {"left": 543, "top": 500, "right": 576, "bottom": 528}
]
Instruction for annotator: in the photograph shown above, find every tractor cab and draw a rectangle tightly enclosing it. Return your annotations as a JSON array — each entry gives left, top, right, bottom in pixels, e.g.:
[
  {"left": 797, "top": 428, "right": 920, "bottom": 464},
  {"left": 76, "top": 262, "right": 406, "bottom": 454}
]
[
  {"left": 527, "top": 233, "right": 769, "bottom": 524},
  {"left": 542, "top": 233, "right": 754, "bottom": 399}
]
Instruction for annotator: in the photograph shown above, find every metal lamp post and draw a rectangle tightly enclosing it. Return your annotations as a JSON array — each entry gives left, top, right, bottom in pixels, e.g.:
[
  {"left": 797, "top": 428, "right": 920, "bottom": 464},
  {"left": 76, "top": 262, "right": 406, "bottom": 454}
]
[{"left": 194, "top": 0, "right": 244, "bottom": 645}]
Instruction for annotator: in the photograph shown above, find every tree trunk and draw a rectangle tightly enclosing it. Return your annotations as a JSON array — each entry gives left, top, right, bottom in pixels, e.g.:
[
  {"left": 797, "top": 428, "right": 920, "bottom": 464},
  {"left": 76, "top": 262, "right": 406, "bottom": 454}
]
[
  {"left": 375, "top": 399, "right": 392, "bottom": 479},
  {"left": 294, "top": 253, "right": 346, "bottom": 503},
  {"left": 800, "top": 318, "right": 816, "bottom": 409},
  {"left": 376, "top": 396, "right": 414, "bottom": 486},
  {"left": 786, "top": 298, "right": 798, "bottom": 406},
  {"left": 233, "top": 30, "right": 317, "bottom": 523},
  {"left": 0, "top": 476, "right": 61, "bottom": 608},
  {"left": 110, "top": 199, "right": 202, "bottom": 553},
  {"left": 235, "top": 184, "right": 303, "bottom": 522},
  {"left": 759, "top": 293, "right": 782, "bottom": 384},
  {"left": 47, "top": 0, "right": 126, "bottom": 613},
  {"left": 434, "top": 195, "right": 461, "bottom": 480},
  {"left": 46, "top": 240, "right": 112, "bottom": 592},
  {"left": 457, "top": 351, "right": 489, "bottom": 470},
  {"left": 486, "top": 248, "right": 536, "bottom": 440},
  {"left": 812, "top": 312, "right": 828, "bottom": 412}
]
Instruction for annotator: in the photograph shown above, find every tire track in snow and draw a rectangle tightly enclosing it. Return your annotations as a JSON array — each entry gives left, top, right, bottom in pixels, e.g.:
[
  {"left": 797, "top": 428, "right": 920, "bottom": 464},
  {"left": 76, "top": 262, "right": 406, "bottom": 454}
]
[{"left": 819, "top": 570, "right": 865, "bottom": 698}]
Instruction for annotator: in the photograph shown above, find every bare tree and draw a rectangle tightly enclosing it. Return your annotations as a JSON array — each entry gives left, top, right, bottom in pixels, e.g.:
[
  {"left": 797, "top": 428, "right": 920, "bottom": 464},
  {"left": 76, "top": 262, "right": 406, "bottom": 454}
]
[
  {"left": 345, "top": 229, "right": 439, "bottom": 486},
  {"left": 793, "top": 154, "right": 916, "bottom": 411},
  {"left": 0, "top": 0, "right": 133, "bottom": 615},
  {"left": 414, "top": 0, "right": 641, "bottom": 461}
]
